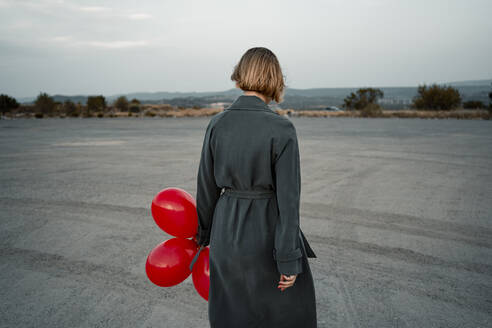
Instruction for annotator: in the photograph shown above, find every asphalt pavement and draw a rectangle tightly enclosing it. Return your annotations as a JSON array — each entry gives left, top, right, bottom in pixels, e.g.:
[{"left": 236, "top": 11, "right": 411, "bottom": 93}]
[{"left": 1, "top": 116, "right": 491, "bottom": 327}]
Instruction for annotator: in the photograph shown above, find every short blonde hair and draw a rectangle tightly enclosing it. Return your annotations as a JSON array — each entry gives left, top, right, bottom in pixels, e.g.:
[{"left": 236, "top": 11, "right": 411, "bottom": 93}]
[{"left": 230, "top": 47, "right": 286, "bottom": 104}]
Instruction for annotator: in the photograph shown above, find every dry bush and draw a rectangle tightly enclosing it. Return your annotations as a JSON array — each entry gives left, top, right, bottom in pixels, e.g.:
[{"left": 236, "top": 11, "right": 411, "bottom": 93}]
[
  {"left": 160, "top": 104, "right": 175, "bottom": 111},
  {"left": 344, "top": 88, "right": 384, "bottom": 110},
  {"left": 114, "top": 96, "right": 129, "bottom": 112},
  {"left": 360, "top": 103, "right": 383, "bottom": 117},
  {"left": 159, "top": 107, "right": 222, "bottom": 118},
  {"left": 142, "top": 104, "right": 175, "bottom": 112},
  {"left": 413, "top": 84, "right": 461, "bottom": 110}
]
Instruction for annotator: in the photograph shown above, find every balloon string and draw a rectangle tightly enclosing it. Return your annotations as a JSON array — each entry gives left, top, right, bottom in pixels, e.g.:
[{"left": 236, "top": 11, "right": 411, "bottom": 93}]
[{"left": 189, "top": 245, "right": 204, "bottom": 272}]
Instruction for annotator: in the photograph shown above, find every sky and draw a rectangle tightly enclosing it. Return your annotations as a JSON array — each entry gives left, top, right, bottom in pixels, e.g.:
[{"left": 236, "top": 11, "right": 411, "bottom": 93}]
[{"left": 0, "top": 0, "right": 491, "bottom": 98}]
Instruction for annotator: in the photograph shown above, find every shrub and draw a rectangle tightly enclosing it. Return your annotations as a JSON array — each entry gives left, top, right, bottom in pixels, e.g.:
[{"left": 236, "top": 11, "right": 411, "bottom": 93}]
[
  {"left": 144, "top": 110, "right": 156, "bottom": 117},
  {"left": 0, "top": 94, "right": 20, "bottom": 114},
  {"left": 63, "top": 99, "right": 79, "bottom": 116},
  {"left": 463, "top": 100, "right": 485, "bottom": 109},
  {"left": 87, "top": 95, "right": 107, "bottom": 113},
  {"left": 35, "top": 92, "right": 56, "bottom": 115},
  {"left": 97, "top": 113, "right": 104, "bottom": 118},
  {"left": 360, "top": 103, "right": 383, "bottom": 117},
  {"left": 413, "top": 84, "right": 461, "bottom": 110},
  {"left": 129, "top": 103, "right": 140, "bottom": 113},
  {"left": 488, "top": 83, "right": 492, "bottom": 109},
  {"left": 114, "top": 96, "right": 129, "bottom": 112},
  {"left": 35, "top": 113, "right": 44, "bottom": 119},
  {"left": 343, "top": 88, "right": 384, "bottom": 110},
  {"left": 161, "top": 104, "right": 175, "bottom": 111}
]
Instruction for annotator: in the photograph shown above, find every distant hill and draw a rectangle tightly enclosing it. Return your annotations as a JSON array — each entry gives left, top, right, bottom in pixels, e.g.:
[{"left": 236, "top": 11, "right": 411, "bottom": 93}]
[
  {"left": 17, "top": 89, "right": 243, "bottom": 105},
  {"left": 109, "top": 89, "right": 242, "bottom": 102},
  {"left": 445, "top": 79, "right": 492, "bottom": 87},
  {"left": 17, "top": 79, "right": 491, "bottom": 109}
]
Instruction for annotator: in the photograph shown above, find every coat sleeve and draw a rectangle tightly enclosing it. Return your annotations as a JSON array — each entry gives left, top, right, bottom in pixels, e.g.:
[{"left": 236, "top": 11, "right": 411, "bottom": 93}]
[
  {"left": 273, "top": 122, "right": 304, "bottom": 276},
  {"left": 195, "top": 121, "right": 221, "bottom": 247}
]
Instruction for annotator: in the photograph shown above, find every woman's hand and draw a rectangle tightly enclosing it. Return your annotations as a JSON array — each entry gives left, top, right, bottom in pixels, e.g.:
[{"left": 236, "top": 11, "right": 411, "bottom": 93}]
[{"left": 278, "top": 274, "right": 297, "bottom": 292}]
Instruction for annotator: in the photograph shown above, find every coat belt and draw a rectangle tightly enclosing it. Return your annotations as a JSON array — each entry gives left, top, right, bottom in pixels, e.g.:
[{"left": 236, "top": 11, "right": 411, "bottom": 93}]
[
  {"left": 189, "top": 188, "right": 317, "bottom": 272},
  {"left": 189, "top": 228, "right": 317, "bottom": 272},
  {"left": 221, "top": 187, "right": 275, "bottom": 199}
]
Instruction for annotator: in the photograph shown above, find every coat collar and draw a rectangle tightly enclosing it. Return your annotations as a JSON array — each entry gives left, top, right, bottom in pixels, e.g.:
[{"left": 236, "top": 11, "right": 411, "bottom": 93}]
[{"left": 226, "top": 95, "right": 274, "bottom": 112}]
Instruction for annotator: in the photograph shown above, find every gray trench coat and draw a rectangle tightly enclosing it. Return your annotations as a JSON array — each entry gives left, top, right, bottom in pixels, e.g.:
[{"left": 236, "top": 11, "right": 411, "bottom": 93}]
[{"left": 190, "top": 94, "right": 317, "bottom": 328}]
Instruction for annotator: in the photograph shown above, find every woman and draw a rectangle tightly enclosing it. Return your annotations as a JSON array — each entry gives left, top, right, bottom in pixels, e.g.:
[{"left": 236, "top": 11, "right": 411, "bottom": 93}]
[{"left": 191, "top": 47, "right": 317, "bottom": 328}]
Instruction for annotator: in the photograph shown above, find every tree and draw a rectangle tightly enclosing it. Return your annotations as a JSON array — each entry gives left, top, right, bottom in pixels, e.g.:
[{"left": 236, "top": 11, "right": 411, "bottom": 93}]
[
  {"left": 34, "top": 92, "right": 56, "bottom": 115},
  {"left": 128, "top": 98, "right": 141, "bottom": 113},
  {"left": 463, "top": 100, "right": 484, "bottom": 109},
  {"left": 0, "top": 94, "right": 20, "bottom": 114},
  {"left": 129, "top": 102, "right": 141, "bottom": 113},
  {"left": 412, "top": 84, "right": 461, "bottom": 110},
  {"left": 87, "top": 95, "right": 107, "bottom": 113},
  {"left": 114, "top": 96, "right": 129, "bottom": 112},
  {"left": 343, "top": 88, "right": 384, "bottom": 110},
  {"left": 63, "top": 99, "right": 78, "bottom": 116}
]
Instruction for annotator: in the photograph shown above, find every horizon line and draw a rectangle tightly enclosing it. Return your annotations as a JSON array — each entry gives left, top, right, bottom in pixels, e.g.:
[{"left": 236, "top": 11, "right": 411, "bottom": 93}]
[{"left": 13, "top": 77, "right": 492, "bottom": 100}]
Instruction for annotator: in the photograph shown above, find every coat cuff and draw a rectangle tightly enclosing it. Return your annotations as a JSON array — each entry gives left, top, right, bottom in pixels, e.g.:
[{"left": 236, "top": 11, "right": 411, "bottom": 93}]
[
  {"left": 273, "top": 248, "right": 303, "bottom": 275},
  {"left": 197, "top": 226, "right": 210, "bottom": 246}
]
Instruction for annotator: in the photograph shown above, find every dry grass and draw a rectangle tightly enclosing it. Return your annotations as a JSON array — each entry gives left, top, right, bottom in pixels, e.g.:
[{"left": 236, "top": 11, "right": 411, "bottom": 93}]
[
  {"left": 381, "top": 109, "right": 491, "bottom": 119},
  {"left": 157, "top": 107, "right": 222, "bottom": 117},
  {"left": 3, "top": 105, "right": 490, "bottom": 120},
  {"left": 109, "top": 105, "right": 223, "bottom": 118},
  {"left": 283, "top": 109, "right": 491, "bottom": 120}
]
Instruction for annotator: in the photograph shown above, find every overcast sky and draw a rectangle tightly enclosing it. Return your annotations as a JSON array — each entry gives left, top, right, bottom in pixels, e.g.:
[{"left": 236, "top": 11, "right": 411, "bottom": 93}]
[{"left": 1, "top": 0, "right": 491, "bottom": 98}]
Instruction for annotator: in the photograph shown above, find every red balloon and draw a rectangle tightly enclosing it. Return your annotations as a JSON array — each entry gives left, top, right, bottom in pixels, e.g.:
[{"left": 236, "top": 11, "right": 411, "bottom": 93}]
[
  {"left": 151, "top": 187, "right": 198, "bottom": 238},
  {"left": 192, "top": 246, "right": 210, "bottom": 301},
  {"left": 146, "top": 237, "right": 198, "bottom": 287}
]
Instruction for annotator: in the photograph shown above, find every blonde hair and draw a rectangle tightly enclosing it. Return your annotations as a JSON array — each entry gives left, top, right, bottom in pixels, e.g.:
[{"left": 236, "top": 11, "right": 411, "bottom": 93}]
[{"left": 230, "top": 47, "right": 286, "bottom": 103}]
